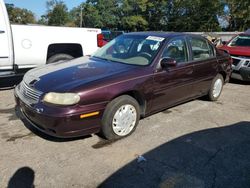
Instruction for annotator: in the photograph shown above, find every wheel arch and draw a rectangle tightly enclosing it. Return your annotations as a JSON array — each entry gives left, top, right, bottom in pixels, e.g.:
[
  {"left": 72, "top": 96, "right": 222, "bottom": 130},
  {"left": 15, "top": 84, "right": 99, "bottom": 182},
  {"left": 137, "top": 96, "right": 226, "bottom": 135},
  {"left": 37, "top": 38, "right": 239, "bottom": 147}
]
[
  {"left": 112, "top": 90, "right": 147, "bottom": 117},
  {"left": 46, "top": 43, "right": 83, "bottom": 61},
  {"left": 218, "top": 71, "right": 227, "bottom": 82}
]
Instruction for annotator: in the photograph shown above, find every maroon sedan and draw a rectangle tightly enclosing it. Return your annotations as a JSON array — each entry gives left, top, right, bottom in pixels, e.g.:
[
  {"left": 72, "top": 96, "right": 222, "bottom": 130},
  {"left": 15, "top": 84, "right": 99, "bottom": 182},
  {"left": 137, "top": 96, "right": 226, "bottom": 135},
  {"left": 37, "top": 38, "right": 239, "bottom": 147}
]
[{"left": 15, "top": 32, "right": 232, "bottom": 140}]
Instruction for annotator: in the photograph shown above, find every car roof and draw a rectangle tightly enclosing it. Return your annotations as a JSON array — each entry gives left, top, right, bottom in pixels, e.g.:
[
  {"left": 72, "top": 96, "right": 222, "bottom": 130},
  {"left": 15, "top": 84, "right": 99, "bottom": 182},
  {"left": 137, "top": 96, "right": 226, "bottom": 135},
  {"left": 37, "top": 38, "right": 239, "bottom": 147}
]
[{"left": 125, "top": 31, "right": 203, "bottom": 39}]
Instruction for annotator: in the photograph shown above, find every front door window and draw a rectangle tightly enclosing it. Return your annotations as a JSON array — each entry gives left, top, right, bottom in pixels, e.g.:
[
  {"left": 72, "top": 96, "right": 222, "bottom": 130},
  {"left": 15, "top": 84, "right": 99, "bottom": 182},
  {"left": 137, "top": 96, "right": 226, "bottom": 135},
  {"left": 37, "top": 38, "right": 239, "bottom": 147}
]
[{"left": 162, "top": 38, "right": 188, "bottom": 64}]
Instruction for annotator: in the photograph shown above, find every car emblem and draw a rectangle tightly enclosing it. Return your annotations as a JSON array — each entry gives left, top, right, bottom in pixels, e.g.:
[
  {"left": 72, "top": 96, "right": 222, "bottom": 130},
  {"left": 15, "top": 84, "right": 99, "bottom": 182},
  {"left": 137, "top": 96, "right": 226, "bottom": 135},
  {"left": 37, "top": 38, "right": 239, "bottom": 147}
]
[{"left": 36, "top": 108, "right": 44, "bottom": 113}]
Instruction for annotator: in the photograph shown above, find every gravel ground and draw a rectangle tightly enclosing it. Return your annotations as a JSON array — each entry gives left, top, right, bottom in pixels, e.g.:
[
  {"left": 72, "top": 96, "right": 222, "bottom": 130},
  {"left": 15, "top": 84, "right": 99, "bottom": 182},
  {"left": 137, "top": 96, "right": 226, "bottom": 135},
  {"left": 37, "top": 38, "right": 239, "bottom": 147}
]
[{"left": 0, "top": 81, "right": 249, "bottom": 188}]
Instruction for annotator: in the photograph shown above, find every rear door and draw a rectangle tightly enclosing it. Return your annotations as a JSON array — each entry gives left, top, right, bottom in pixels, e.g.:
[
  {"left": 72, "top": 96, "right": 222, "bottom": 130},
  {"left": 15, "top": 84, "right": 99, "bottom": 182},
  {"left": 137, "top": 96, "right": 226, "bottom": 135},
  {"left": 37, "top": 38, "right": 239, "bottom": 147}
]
[
  {"left": 187, "top": 36, "right": 218, "bottom": 96},
  {"left": 0, "top": 1, "right": 12, "bottom": 68}
]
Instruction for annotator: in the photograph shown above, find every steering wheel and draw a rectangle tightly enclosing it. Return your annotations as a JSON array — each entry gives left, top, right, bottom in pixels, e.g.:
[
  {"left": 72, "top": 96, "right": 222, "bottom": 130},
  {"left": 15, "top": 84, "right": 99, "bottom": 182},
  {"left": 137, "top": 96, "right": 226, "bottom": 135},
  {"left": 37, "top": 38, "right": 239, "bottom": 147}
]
[{"left": 138, "top": 52, "right": 152, "bottom": 59}]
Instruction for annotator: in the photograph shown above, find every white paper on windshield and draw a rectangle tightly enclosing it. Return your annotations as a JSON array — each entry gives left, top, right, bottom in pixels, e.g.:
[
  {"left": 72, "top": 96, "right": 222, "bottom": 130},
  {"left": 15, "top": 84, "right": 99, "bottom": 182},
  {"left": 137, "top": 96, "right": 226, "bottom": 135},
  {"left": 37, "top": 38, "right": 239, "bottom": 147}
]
[{"left": 146, "top": 36, "right": 165, "bottom": 42}]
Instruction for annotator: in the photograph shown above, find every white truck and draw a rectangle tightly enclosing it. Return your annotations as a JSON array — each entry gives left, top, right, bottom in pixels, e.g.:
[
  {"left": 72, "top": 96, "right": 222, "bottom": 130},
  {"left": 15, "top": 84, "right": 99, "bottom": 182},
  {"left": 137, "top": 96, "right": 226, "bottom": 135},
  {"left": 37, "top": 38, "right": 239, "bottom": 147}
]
[{"left": 0, "top": 0, "right": 103, "bottom": 81}]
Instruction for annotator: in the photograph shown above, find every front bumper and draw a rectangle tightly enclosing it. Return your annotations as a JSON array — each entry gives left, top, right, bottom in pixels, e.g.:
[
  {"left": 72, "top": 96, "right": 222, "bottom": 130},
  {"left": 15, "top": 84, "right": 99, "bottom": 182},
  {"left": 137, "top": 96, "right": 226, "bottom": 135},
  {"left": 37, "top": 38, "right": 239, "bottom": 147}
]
[
  {"left": 15, "top": 88, "right": 107, "bottom": 138},
  {"left": 231, "top": 56, "right": 250, "bottom": 81}
]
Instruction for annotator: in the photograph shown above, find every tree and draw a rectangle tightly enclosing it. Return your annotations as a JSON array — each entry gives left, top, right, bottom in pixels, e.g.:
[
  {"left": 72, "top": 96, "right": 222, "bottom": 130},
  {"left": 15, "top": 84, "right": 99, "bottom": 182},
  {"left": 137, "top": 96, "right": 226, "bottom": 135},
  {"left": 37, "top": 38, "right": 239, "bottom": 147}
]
[
  {"left": 5, "top": 3, "right": 36, "bottom": 24},
  {"left": 144, "top": 0, "right": 168, "bottom": 31},
  {"left": 119, "top": 0, "right": 149, "bottom": 31},
  {"left": 224, "top": 0, "right": 250, "bottom": 31},
  {"left": 37, "top": 15, "right": 48, "bottom": 25},
  {"left": 71, "top": 0, "right": 226, "bottom": 32},
  {"left": 46, "top": 0, "right": 69, "bottom": 26},
  {"left": 88, "top": 0, "right": 120, "bottom": 29},
  {"left": 80, "top": 2, "right": 102, "bottom": 28},
  {"left": 164, "top": 0, "right": 223, "bottom": 32},
  {"left": 70, "top": 0, "right": 120, "bottom": 28}
]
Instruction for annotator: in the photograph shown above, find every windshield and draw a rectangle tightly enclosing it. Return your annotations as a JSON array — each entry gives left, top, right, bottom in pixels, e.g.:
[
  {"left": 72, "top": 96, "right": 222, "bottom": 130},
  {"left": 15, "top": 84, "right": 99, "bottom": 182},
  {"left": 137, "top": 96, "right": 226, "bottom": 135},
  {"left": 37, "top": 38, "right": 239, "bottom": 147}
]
[
  {"left": 93, "top": 35, "right": 165, "bottom": 66},
  {"left": 229, "top": 35, "right": 250, "bottom": 47}
]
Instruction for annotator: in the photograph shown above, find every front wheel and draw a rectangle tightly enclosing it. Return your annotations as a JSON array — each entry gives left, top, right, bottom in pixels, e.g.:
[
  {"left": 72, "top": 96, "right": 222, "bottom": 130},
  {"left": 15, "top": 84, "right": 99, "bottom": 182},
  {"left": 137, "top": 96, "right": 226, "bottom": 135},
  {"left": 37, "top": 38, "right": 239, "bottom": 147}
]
[
  {"left": 101, "top": 95, "right": 140, "bottom": 140},
  {"left": 208, "top": 74, "right": 224, "bottom": 101}
]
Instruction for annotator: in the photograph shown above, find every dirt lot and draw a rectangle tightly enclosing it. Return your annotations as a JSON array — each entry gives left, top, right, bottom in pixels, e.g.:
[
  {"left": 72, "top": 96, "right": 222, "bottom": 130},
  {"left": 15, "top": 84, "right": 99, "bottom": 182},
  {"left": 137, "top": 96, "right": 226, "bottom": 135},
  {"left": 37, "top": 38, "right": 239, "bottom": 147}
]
[{"left": 0, "top": 81, "right": 250, "bottom": 188}]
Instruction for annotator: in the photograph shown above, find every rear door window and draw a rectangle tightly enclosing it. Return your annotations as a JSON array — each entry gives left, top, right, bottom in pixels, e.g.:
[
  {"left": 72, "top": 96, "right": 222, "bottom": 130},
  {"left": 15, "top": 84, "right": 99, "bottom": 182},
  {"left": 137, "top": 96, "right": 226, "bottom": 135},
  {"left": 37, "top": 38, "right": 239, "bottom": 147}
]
[{"left": 189, "top": 37, "right": 214, "bottom": 61}]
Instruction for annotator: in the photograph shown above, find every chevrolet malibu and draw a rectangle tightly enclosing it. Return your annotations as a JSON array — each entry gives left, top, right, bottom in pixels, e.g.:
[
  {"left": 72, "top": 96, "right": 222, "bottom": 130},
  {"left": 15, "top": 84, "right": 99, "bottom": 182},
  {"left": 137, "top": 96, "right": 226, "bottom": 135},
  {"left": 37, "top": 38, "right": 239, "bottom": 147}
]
[{"left": 15, "top": 32, "right": 232, "bottom": 140}]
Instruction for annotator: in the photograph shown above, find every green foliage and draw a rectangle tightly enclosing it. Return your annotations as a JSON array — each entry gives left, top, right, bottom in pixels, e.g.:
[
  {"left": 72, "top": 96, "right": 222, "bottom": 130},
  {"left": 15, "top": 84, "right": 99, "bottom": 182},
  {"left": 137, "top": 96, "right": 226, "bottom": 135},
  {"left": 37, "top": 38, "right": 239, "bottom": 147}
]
[
  {"left": 81, "top": 3, "right": 102, "bottom": 27},
  {"left": 5, "top": 0, "right": 250, "bottom": 31},
  {"left": 119, "top": 0, "right": 149, "bottom": 31},
  {"left": 165, "top": 0, "right": 223, "bottom": 32},
  {"left": 37, "top": 15, "right": 48, "bottom": 25},
  {"left": 5, "top": 3, "right": 36, "bottom": 24},
  {"left": 121, "top": 16, "right": 148, "bottom": 31},
  {"left": 46, "top": 0, "right": 69, "bottom": 26},
  {"left": 75, "top": 0, "right": 226, "bottom": 32},
  {"left": 224, "top": 0, "right": 250, "bottom": 31},
  {"left": 70, "top": 0, "right": 120, "bottom": 28}
]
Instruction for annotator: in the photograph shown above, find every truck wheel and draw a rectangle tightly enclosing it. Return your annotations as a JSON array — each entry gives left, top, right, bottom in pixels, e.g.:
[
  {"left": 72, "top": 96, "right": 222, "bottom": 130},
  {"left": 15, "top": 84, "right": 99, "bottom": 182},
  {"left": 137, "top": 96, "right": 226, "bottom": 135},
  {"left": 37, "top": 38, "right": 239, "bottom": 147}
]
[
  {"left": 47, "top": 54, "right": 73, "bottom": 64},
  {"left": 101, "top": 95, "right": 140, "bottom": 140},
  {"left": 208, "top": 74, "right": 224, "bottom": 101}
]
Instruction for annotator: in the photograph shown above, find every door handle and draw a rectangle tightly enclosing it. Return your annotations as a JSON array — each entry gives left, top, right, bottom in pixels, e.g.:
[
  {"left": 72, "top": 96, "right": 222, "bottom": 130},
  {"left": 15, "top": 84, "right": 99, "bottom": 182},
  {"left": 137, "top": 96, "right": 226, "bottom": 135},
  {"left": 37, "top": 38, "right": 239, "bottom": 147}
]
[{"left": 0, "top": 30, "right": 5, "bottom": 34}]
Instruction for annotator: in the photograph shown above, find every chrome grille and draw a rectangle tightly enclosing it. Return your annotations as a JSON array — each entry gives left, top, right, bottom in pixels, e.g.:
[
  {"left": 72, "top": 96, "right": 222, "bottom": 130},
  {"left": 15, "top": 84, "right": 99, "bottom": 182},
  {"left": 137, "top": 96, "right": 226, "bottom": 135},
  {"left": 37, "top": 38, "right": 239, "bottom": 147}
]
[
  {"left": 19, "top": 81, "right": 43, "bottom": 104},
  {"left": 231, "top": 56, "right": 250, "bottom": 70}
]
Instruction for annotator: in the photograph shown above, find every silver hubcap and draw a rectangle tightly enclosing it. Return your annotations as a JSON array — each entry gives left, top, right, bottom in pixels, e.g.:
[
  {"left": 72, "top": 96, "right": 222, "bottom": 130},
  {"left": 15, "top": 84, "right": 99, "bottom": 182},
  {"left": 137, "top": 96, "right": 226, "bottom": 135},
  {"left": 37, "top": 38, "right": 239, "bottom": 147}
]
[
  {"left": 112, "top": 104, "right": 137, "bottom": 136},
  {"left": 213, "top": 78, "right": 223, "bottom": 98}
]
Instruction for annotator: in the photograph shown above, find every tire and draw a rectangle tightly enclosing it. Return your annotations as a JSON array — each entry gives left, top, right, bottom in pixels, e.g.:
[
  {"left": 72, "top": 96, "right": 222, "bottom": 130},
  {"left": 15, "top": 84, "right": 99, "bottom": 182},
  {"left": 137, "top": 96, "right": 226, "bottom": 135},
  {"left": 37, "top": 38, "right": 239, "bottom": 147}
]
[
  {"left": 208, "top": 74, "right": 224, "bottom": 101},
  {"left": 47, "top": 54, "right": 74, "bottom": 64},
  {"left": 101, "top": 95, "right": 140, "bottom": 140}
]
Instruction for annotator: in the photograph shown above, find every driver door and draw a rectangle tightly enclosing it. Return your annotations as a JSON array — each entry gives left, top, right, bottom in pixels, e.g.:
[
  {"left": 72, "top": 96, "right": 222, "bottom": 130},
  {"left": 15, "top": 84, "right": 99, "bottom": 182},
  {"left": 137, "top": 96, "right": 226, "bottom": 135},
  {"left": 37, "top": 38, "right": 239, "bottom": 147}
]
[{"left": 151, "top": 37, "right": 196, "bottom": 112}]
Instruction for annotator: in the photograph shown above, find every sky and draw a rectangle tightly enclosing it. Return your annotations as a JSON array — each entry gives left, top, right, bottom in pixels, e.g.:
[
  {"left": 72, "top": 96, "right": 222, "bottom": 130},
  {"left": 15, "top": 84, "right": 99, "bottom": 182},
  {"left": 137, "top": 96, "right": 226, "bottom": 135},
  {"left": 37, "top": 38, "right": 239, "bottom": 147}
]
[{"left": 4, "top": 0, "right": 84, "bottom": 18}]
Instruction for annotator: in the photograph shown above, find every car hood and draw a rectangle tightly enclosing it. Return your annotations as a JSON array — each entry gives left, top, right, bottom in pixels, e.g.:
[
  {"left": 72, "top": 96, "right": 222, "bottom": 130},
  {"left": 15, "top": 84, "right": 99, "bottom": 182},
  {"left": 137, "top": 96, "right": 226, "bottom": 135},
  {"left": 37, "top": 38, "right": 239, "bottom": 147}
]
[
  {"left": 23, "top": 56, "right": 135, "bottom": 93},
  {"left": 219, "top": 45, "right": 250, "bottom": 57}
]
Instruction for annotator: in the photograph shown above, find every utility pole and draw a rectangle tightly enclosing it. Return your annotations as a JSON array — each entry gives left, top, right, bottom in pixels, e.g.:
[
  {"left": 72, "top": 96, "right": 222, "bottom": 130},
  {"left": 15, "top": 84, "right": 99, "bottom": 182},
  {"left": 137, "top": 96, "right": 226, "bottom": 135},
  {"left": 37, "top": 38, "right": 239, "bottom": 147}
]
[{"left": 80, "top": 5, "right": 83, "bottom": 27}]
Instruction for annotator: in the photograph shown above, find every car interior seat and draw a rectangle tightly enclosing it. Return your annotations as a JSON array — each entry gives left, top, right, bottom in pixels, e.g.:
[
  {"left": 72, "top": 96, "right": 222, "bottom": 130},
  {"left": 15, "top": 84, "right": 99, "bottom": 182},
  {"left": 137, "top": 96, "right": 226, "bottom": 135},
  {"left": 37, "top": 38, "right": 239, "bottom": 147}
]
[{"left": 165, "top": 46, "right": 180, "bottom": 58}]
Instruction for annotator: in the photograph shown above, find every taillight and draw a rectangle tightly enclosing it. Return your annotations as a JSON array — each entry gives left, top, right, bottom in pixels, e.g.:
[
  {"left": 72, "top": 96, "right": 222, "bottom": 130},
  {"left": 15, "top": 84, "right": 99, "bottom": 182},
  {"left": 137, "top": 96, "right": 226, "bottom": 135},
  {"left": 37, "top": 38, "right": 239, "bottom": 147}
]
[{"left": 97, "top": 33, "right": 104, "bottom": 47}]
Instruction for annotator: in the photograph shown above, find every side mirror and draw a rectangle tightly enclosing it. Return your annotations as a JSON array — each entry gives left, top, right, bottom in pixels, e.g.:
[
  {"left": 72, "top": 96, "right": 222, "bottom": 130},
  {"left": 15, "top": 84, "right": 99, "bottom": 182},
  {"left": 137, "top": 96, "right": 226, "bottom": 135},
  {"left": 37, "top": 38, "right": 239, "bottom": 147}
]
[
  {"left": 222, "top": 41, "right": 227, "bottom": 45},
  {"left": 160, "top": 57, "right": 177, "bottom": 68}
]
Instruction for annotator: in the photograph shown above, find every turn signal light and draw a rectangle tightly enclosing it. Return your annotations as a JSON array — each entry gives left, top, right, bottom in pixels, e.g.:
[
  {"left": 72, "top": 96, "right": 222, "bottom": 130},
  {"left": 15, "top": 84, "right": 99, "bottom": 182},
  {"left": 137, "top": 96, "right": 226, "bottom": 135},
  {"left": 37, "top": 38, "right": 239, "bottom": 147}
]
[{"left": 80, "top": 111, "right": 100, "bottom": 119}]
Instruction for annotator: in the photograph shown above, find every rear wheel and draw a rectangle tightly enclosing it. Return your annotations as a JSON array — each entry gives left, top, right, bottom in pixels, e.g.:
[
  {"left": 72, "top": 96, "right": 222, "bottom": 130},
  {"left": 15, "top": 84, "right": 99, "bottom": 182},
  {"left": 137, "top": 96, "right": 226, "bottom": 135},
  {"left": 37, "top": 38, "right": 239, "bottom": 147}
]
[
  {"left": 208, "top": 74, "right": 224, "bottom": 101},
  {"left": 47, "top": 53, "right": 73, "bottom": 64},
  {"left": 101, "top": 95, "right": 140, "bottom": 140}
]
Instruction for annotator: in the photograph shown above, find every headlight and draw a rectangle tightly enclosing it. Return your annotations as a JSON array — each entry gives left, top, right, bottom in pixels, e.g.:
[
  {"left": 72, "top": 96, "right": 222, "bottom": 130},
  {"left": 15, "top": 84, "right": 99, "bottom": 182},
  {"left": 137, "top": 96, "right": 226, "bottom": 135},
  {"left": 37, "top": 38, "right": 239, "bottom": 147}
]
[{"left": 43, "top": 92, "right": 80, "bottom": 106}]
